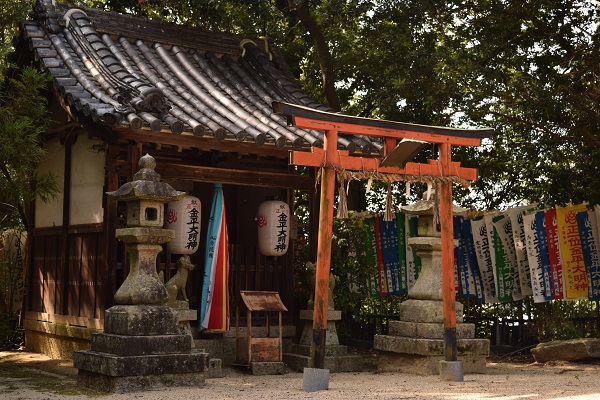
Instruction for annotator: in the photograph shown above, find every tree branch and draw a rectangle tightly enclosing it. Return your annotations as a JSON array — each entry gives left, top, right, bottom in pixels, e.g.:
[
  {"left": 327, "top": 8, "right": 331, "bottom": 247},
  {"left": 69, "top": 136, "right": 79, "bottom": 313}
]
[{"left": 285, "top": 0, "right": 340, "bottom": 111}]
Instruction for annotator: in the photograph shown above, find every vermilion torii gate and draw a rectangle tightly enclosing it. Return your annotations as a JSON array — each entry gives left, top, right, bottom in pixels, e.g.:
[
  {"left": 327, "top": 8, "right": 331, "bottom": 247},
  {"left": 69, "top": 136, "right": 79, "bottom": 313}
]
[{"left": 273, "top": 101, "right": 493, "bottom": 375}]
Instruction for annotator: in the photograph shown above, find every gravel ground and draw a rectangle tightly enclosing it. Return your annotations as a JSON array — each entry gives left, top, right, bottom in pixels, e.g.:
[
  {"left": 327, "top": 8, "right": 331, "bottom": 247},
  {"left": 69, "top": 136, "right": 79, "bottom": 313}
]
[{"left": 2, "top": 351, "right": 600, "bottom": 399}]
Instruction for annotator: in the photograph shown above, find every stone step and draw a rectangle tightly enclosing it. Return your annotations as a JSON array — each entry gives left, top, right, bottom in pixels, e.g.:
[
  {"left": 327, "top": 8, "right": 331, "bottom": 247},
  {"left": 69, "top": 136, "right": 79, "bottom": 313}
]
[
  {"left": 103, "top": 305, "right": 180, "bottom": 336},
  {"left": 287, "top": 343, "right": 350, "bottom": 357},
  {"left": 397, "top": 299, "right": 464, "bottom": 324},
  {"left": 90, "top": 333, "right": 192, "bottom": 356},
  {"left": 250, "top": 361, "right": 285, "bottom": 375},
  {"left": 388, "top": 321, "right": 475, "bottom": 339},
  {"left": 283, "top": 352, "right": 376, "bottom": 373},
  {"left": 374, "top": 335, "right": 489, "bottom": 357},
  {"left": 73, "top": 349, "right": 209, "bottom": 377}
]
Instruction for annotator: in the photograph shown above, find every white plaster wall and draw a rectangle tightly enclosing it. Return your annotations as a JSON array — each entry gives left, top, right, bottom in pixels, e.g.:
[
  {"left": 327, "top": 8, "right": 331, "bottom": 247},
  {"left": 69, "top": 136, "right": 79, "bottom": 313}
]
[
  {"left": 69, "top": 136, "right": 105, "bottom": 225},
  {"left": 35, "top": 139, "right": 65, "bottom": 228}
]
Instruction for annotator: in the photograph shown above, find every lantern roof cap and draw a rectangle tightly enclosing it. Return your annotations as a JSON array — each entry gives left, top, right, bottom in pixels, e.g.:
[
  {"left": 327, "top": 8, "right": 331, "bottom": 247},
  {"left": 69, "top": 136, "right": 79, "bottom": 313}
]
[
  {"left": 107, "top": 154, "right": 185, "bottom": 202},
  {"left": 401, "top": 188, "right": 466, "bottom": 216}
]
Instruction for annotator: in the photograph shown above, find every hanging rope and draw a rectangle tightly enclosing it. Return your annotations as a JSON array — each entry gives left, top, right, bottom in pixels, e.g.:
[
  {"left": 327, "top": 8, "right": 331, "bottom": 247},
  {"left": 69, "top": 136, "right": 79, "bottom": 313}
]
[
  {"left": 336, "top": 176, "right": 349, "bottom": 219},
  {"left": 384, "top": 182, "right": 395, "bottom": 221},
  {"left": 317, "top": 164, "right": 472, "bottom": 187},
  {"left": 433, "top": 183, "right": 441, "bottom": 228}
]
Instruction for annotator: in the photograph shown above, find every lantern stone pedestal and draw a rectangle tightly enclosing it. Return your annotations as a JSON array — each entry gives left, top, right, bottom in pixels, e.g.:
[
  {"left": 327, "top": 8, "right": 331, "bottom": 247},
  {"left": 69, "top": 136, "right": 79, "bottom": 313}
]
[
  {"left": 373, "top": 194, "right": 489, "bottom": 375},
  {"left": 73, "top": 155, "right": 209, "bottom": 393},
  {"left": 283, "top": 309, "right": 373, "bottom": 372}
]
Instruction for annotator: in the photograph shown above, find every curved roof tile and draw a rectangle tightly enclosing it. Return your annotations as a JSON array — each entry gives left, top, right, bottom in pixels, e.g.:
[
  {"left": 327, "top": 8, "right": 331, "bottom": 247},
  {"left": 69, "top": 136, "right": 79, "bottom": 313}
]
[{"left": 19, "top": 0, "right": 381, "bottom": 154}]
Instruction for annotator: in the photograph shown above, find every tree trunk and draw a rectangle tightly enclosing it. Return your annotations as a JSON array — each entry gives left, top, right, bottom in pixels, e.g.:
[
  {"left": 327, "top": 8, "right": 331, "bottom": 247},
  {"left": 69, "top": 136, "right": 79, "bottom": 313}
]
[{"left": 285, "top": 0, "right": 341, "bottom": 111}]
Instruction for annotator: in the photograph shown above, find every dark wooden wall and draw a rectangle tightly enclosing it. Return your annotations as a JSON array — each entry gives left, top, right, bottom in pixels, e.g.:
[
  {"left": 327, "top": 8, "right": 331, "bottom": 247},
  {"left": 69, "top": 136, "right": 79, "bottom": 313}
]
[{"left": 27, "top": 225, "right": 105, "bottom": 328}]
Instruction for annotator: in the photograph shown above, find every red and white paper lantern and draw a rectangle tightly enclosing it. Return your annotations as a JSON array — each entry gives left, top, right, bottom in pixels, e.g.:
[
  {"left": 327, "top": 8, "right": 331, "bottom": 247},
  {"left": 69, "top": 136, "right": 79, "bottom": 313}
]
[
  {"left": 257, "top": 200, "right": 290, "bottom": 256},
  {"left": 165, "top": 195, "right": 201, "bottom": 254}
]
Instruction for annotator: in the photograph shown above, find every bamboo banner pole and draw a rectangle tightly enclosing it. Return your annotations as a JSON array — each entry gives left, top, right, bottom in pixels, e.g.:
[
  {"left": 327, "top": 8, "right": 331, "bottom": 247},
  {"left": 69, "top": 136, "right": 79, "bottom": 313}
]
[{"left": 310, "top": 129, "right": 338, "bottom": 369}]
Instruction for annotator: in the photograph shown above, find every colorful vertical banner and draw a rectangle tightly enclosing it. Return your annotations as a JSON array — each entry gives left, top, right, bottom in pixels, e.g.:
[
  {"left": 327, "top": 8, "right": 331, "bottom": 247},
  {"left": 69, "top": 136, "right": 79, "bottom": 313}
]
[
  {"left": 362, "top": 216, "right": 380, "bottom": 298},
  {"left": 491, "top": 215, "right": 515, "bottom": 302},
  {"left": 483, "top": 214, "right": 498, "bottom": 284},
  {"left": 522, "top": 211, "right": 548, "bottom": 303},
  {"left": 470, "top": 217, "right": 498, "bottom": 303},
  {"left": 493, "top": 214, "right": 523, "bottom": 300},
  {"left": 396, "top": 212, "right": 408, "bottom": 294},
  {"left": 508, "top": 206, "right": 534, "bottom": 296},
  {"left": 378, "top": 214, "right": 402, "bottom": 295},
  {"left": 592, "top": 205, "right": 600, "bottom": 300},
  {"left": 462, "top": 218, "right": 485, "bottom": 302},
  {"left": 577, "top": 211, "right": 600, "bottom": 301},
  {"left": 544, "top": 208, "right": 565, "bottom": 299},
  {"left": 534, "top": 210, "right": 554, "bottom": 301},
  {"left": 199, "top": 183, "right": 229, "bottom": 332},
  {"left": 455, "top": 215, "right": 474, "bottom": 297},
  {"left": 374, "top": 215, "right": 389, "bottom": 296},
  {"left": 556, "top": 203, "right": 589, "bottom": 299}
]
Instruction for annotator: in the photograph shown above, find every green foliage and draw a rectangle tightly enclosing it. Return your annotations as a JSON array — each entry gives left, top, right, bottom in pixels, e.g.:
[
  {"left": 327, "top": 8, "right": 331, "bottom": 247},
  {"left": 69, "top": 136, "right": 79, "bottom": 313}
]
[
  {"left": 329, "top": 216, "right": 372, "bottom": 314},
  {"left": 0, "top": 231, "right": 26, "bottom": 350},
  {"left": 0, "top": 66, "right": 57, "bottom": 229},
  {"left": 0, "top": 1, "right": 33, "bottom": 77},
  {"left": 526, "top": 299, "right": 600, "bottom": 342},
  {"left": 353, "top": 0, "right": 600, "bottom": 209}
]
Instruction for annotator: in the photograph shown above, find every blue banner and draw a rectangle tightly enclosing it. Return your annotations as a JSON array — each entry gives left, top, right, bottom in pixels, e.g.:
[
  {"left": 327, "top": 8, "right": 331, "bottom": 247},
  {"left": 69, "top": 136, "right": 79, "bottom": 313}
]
[
  {"left": 455, "top": 215, "right": 474, "bottom": 298},
  {"left": 577, "top": 211, "right": 600, "bottom": 301},
  {"left": 534, "top": 211, "right": 554, "bottom": 301},
  {"left": 378, "top": 214, "right": 401, "bottom": 295},
  {"left": 461, "top": 217, "right": 485, "bottom": 302}
]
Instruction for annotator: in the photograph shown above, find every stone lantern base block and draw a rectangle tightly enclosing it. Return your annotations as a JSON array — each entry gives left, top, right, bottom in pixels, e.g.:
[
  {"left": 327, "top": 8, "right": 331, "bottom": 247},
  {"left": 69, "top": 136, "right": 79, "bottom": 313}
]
[
  {"left": 374, "top": 335, "right": 489, "bottom": 375},
  {"left": 74, "top": 349, "right": 209, "bottom": 393},
  {"left": 89, "top": 332, "right": 192, "bottom": 356},
  {"left": 373, "top": 297, "right": 489, "bottom": 376},
  {"left": 398, "top": 299, "right": 464, "bottom": 323},
  {"left": 77, "top": 369, "right": 206, "bottom": 393},
  {"left": 104, "top": 305, "right": 179, "bottom": 336},
  {"left": 74, "top": 351, "right": 208, "bottom": 377},
  {"left": 388, "top": 320, "right": 475, "bottom": 339},
  {"left": 376, "top": 352, "right": 485, "bottom": 375},
  {"left": 74, "top": 304, "right": 208, "bottom": 393}
]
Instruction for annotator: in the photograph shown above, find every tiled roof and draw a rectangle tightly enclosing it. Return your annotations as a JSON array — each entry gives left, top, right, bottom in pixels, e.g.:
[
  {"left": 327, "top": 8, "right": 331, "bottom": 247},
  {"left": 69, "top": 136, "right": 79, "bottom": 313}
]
[{"left": 17, "top": 0, "right": 381, "bottom": 154}]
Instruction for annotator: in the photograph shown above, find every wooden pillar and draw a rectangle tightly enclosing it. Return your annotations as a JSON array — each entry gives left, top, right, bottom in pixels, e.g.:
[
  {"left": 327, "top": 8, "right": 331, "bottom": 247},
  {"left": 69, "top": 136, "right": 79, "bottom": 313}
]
[
  {"left": 59, "top": 136, "right": 73, "bottom": 315},
  {"left": 438, "top": 142, "right": 457, "bottom": 361},
  {"left": 103, "top": 144, "right": 120, "bottom": 312},
  {"left": 310, "top": 129, "right": 338, "bottom": 369}
]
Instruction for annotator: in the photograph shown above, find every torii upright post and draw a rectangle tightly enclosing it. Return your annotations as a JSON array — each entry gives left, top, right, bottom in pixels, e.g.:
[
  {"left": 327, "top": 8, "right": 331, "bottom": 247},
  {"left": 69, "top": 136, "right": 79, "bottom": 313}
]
[
  {"left": 311, "top": 129, "right": 338, "bottom": 370},
  {"left": 439, "top": 142, "right": 459, "bottom": 369}
]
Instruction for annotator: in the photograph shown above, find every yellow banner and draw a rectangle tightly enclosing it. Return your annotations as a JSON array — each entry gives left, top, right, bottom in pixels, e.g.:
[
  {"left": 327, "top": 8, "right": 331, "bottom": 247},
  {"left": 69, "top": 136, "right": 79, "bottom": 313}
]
[{"left": 556, "top": 203, "right": 588, "bottom": 299}]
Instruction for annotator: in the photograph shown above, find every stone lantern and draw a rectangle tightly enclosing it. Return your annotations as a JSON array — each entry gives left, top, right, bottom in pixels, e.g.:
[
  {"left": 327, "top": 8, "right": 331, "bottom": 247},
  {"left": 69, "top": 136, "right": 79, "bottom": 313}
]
[
  {"left": 108, "top": 154, "right": 185, "bottom": 305},
  {"left": 73, "top": 154, "right": 209, "bottom": 393},
  {"left": 402, "top": 190, "right": 464, "bottom": 302},
  {"left": 373, "top": 189, "right": 489, "bottom": 376}
]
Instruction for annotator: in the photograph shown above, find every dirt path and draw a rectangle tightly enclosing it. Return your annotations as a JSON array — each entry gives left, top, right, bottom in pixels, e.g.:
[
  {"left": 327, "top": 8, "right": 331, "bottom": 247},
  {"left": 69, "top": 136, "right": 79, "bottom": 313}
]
[{"left": 2, "top": 351, "right": 600, "bottom": 399}]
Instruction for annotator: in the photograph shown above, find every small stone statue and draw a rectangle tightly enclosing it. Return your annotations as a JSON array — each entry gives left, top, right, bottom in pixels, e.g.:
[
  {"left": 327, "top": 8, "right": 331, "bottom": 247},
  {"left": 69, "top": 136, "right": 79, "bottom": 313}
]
[
  {"left": 164, "top": 255, "right": 195, "bottom": 308},
  {"left": 306, "top": 261, "right": 335, "bottom": 311}
]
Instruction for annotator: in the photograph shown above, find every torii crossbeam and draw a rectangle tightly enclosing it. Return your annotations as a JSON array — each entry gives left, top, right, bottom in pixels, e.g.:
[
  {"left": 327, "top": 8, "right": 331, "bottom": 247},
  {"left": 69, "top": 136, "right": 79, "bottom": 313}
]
[{"left": 273, "top": 101, "right": 492, "bottom": 375}]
